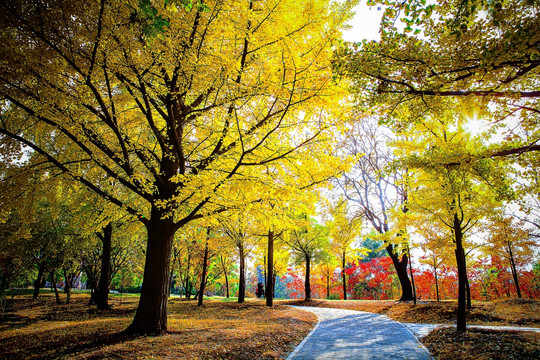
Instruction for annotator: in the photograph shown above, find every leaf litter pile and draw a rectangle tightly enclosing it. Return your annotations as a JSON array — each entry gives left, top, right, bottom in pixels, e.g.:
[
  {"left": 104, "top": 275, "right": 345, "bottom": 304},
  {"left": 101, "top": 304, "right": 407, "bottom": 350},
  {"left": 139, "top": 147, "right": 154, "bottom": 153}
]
[
  {"left": 423, "top": 328, "right": 540, "bottom": 360},
  {"left": 0, "top": 293, "right": 316, "bottom": 359}
]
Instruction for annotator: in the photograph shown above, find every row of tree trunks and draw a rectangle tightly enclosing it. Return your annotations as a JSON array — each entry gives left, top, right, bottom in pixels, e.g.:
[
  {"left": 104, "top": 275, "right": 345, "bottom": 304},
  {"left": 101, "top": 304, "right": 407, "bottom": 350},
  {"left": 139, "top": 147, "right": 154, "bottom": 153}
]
[{"left": 266, "top": 230, "right": 274, "bottom": 306}]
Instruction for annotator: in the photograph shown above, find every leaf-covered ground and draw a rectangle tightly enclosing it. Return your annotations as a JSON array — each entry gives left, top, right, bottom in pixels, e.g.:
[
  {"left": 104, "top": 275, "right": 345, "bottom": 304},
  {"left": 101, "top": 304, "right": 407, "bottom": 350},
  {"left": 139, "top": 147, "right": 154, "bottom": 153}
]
[
  {"left": 422, "top": 328, "right": 540, "bottom": 360},
  {"left": 281, "top": 298, "right": 540, "bottom": 327},
  {"left": 0, "top": 293, "right": 316, "bottom": 359}
]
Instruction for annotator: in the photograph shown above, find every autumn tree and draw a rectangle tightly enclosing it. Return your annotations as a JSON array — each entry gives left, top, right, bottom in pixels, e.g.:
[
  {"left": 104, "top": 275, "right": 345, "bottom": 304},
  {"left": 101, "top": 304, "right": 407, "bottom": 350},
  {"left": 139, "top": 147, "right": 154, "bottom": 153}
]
[
  {"left": 485, "top": 214, "right": 538, "bottom": 299},
  {"left": 334, "top": 0, "right": 540, "bottom": 162},
  {"left": 326, "top": 197, "right": 363, "bottom": 300},
  {"left": 400, "top": 117, "right": 514, "bottom": 331},
  {"left": 338, "top": 118, "right": 414, "bottom": 300},
  {"left": 285, "top": 218, "right": 329, "bottom": 301},
  {"left": 0, "top": 0, "right": 353, "bottom": 334}
]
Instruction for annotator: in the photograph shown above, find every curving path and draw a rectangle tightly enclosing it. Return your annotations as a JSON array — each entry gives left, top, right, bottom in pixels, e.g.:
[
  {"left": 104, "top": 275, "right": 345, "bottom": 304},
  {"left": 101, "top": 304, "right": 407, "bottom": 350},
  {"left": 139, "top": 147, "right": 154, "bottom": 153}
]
[{"left": 286, "top": 306, "right": 432, "bottom": 360}]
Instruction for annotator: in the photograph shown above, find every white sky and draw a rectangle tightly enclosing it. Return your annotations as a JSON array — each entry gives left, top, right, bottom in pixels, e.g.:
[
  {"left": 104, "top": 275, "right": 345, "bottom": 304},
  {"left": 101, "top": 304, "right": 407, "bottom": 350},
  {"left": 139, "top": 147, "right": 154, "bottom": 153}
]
[{"left": 341, "top": 1, "right": 385, "bottom": 42}]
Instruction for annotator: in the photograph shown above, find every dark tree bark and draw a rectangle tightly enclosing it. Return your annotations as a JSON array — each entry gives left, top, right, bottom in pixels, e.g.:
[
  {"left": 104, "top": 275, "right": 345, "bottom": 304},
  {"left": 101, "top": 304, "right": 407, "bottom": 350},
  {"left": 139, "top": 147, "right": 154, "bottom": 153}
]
[
  {"left": 454, "top": 214, "right": 467, "bottom": 332},
  {"left": 219, "top": 255, "right": 230, "bottom": 298},
  {"left": 95, "top": 223, "right": 113, "bottom": 310},
  {"left": 434, "top": 266, "right": 440, "bottom": 302},
  {"left": 507, "top": 242, "right": 522, "bottom": 298},
  {"left": 50, "top": 269, "right": 61, "bottom": 305},
  {"left": 266, "top": 230, "right": 274, "bottom": 307},
  {"left": 326, "top": 272, "right": 330, "bottom": 299},
  {"left": 198, "top": 228, "right": 210, "bottom": 306},
  {"left": 387, "top": 245, "right": 414, "bottom": 301},
  {"left": 408, "top": 248, "right": 417, "bottom": 305},
  {"left": 125, "top": 207, "right": 175, "bottom": 335},
  {"left": 465, "top": 275, "right": 471, "bottom": 309},
  {"left": 305, "top": 255, "right": 311, "bottom": 301},
  {"left": 238, "top": 242, "right": 246, "bottom": 303},
  {"left": 63, "top": 267, "right": 72, "bottom": 305},
  {"left": 33, "top": 262, "right": 46, "bottom": 299},
  {"left": 341, "top": 250, "right": 347, "bottom": 300}
]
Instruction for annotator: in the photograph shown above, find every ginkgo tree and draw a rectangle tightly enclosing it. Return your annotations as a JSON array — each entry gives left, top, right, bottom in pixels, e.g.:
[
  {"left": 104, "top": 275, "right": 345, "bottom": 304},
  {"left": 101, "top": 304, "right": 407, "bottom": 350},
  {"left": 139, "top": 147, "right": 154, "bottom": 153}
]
[
  {"left": 484, "top": 214, "right": 538, "bottom": 299},
  {"left": 326, "top": 197, "right": 364, "bottom": 300},
  {"left": 0, "top": 0, "right": 354, "bottom": 334},
  {"left": 335, "top": 0, "right": 539, "bottom": 154},
  {"left": 398, "top": 115, "right": 515, "bottom": 331}
]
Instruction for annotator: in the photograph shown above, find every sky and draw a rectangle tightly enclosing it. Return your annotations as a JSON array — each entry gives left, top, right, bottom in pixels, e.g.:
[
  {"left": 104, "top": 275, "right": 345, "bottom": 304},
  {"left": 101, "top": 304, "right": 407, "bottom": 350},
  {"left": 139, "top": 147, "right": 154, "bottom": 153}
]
[{"left": 341, "top": 1, "right": 385, "bottom": 42}]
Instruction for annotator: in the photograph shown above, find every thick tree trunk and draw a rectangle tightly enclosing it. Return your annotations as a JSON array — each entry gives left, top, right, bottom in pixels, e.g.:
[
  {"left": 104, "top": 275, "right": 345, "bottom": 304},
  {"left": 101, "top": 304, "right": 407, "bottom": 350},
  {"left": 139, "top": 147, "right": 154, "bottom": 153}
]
[
  {"left": 305, "top": 255, "right": 311, "bottom": 301},
  {"left": 50, "top": 270, "right": 61, "bottom": 305},
  {"left": 96, "top": 223, "right": 113, "bottom": 311},
  {"left": 454, "top": 214, "right": 467, "bottom": 332},
  {"left": 238, "top": 243, "right": 245, "bottom": 303},
  {"left": 507, "top": 242, "right": 522, "bottom": 298},
  {"left": 386, "top": 245, "right": 414, "bottom": 301},
  {"left": 341, "top": 251, "right": 347, "bottom": 300},
  {"left": 125, "top": 209, "right": 175, "bottom": 335},
  {"left": 33, "top": 262, "right": 46, "bottom": 299},
  {"left": 266, "top": 230, "right": 274, "bottom": 307},
  {"left": 198, "top": 228, "right": 210, "bottom": 306}
]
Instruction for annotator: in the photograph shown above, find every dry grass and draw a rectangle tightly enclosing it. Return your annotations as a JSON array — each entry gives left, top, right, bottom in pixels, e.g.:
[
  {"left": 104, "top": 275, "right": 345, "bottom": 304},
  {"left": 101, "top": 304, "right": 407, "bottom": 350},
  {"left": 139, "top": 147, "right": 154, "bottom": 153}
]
[{"left": 0, "top": 293, "right": 316, "bottom": 359}]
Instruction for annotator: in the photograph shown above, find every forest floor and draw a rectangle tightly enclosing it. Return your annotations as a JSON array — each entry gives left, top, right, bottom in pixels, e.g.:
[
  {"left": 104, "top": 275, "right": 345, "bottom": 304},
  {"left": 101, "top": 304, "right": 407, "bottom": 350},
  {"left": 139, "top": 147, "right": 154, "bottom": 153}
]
[
  {"left": 0, "top": 292, "right": 316, "bottom": 359},
  {"left": 2, "top": 293, "right": 539, "bottom": 360},
  {"left": 282, "top": 298, "right": 540, "bottom": 360}
]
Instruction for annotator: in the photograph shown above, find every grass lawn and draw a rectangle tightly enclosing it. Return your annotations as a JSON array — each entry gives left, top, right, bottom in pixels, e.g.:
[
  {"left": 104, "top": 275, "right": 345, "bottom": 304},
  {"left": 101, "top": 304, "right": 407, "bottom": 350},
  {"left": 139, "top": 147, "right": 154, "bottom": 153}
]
[{"left": 0, "top": 292, "right": 316, "bottom": 359}]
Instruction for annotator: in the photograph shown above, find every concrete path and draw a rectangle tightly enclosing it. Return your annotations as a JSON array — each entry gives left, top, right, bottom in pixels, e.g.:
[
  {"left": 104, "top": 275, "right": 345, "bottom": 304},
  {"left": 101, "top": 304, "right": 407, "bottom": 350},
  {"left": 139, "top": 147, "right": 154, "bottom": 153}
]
[{"left": 286, "top": 306, "right": 431, "bottom": 360}]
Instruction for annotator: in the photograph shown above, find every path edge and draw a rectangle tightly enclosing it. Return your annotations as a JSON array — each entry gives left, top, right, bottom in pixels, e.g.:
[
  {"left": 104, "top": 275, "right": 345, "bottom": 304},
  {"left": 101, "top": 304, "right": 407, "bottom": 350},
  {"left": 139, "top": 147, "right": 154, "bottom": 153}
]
[{"left": 285, "top": 305, "right": 321, "bottom": 360}]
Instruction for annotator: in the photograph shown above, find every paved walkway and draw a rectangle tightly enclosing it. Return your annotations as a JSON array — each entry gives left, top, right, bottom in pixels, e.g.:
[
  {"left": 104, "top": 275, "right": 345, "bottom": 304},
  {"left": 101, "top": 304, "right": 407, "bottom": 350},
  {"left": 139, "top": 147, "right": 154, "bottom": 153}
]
[{"left": 286, "top": 306, "right": 431, "bottom": 360}]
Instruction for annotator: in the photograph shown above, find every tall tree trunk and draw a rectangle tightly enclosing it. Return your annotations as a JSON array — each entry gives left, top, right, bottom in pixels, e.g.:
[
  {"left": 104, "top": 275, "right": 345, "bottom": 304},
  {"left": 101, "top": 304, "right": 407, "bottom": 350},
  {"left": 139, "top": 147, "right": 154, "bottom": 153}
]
[
  {"left": 185, "top": 253, "right": 192, "bottom": 300},
  {"left": 408, "top": 248, "right": 417, "bottom": 305},
  {"left": 33, "top": 262, "right": 46, "bottom": 299},
  {"left": 454, "top": 214, "right": 467, "bottom": 332},
  {"left": 507, "top": 242, "right": 522, "bottom": 298},
  {"left": 96, "top": 223, "right": 113, "bottom": 311},
  {"left": 168, "top": 245, "right": 178, "bottom": 297},
  {"left": 386, "top": 244, "right": 414, "bottom": 301},
  {"left": 434, "top": 265, "right": 440, "bottom": 302},
  {"left": 341, "top": 250, "right": 347, "bottom": 300},
  {"left": 305, "top": 255, "right": 311, "bottom": 301},
  {"left": 50, "top": 270, "right": 61, "bottom": 305},
  {"left": 266, "top": 230, "right": 274, "bottom": 307},
  {"left": 465, "top": 274, "right": 471, "bottom": 309},
  {"left": 326, "top": 271, "right": 330, "bottom": 299},
  {"left": 198, "top": 228, "right": 210, "bottom": 306},
  {"left": 220, "top": 255, "right": 230, "bottom": 298},
  {"left": 63, "top": 267, "right": 72, "bottom": 305},
  {"left": 126, "top": 208, "right": 175, "bottom": 335},
  {"left": 238, "top": 242, "right": 245, "bottom": 303}
]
